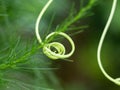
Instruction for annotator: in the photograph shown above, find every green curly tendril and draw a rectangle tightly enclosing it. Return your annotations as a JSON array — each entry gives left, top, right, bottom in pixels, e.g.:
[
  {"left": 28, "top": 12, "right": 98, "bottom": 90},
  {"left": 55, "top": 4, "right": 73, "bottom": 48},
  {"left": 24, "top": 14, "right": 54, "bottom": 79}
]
[
  {"left": 35, "top": 0, "right": 75, "bottom": 60},
  {"left": 97, "top": 0, "right": 120, "bottom": 85}
]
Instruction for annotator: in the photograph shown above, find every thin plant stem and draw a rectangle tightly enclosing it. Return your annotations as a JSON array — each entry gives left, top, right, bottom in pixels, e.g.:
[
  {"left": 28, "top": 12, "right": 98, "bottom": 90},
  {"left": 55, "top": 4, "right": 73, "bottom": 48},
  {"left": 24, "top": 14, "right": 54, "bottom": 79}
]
[
  {"left": 35, "top": 0, "right": 53, "bottom": 43},
  {"left": 35, "top": 0, "right": 75, "bottom": 60},
  {"left": 97, "top": 0, "right": 120, "bottom": 85}
]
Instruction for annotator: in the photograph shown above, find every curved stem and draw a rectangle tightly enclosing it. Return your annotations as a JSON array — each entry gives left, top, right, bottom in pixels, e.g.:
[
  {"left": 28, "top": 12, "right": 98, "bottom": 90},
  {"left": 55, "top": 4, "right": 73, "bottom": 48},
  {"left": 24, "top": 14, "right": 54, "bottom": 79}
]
[
  {"left": 44, "top": 32, "right": 75, "bottom": 59},
  {"left": 97, "top": 0, "right": 119, "bottom": 85},
  {"left": 35, "top": 0, "right": 75, "bottom": 60},
  {"left": 35, "top": 0, "right": 53, "bottom": 44}
]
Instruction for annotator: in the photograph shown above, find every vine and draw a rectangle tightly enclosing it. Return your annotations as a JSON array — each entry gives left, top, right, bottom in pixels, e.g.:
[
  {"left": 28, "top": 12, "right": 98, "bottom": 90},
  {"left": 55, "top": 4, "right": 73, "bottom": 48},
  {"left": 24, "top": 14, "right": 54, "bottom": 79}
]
[
  {"left": 35, "top": 0, "right": 75, "bottom": 60},
  {"left": 97, "top": 0, "right": 120, "bottom": 85}
]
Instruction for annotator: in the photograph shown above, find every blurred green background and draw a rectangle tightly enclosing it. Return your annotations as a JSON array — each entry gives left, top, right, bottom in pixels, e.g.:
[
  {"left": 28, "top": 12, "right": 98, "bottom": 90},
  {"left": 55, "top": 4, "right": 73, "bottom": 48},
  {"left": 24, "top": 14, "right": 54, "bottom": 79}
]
[{"left": 0, "top": 0, "right": 120, "bottom": 90}]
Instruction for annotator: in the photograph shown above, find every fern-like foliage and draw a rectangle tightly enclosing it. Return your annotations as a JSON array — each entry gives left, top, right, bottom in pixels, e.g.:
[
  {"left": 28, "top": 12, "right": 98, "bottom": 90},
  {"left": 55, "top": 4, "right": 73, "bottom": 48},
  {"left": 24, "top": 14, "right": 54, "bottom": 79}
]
[{"left": 0, "top": 0, "right": 97, "bottom": 89}]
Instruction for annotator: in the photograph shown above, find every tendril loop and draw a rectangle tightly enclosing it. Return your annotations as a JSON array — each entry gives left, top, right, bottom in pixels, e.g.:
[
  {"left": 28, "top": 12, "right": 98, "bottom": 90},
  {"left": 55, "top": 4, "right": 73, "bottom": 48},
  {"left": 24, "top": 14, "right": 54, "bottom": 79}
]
[{"left": 35, "top": 0, "right": 75, "bottom": 60}]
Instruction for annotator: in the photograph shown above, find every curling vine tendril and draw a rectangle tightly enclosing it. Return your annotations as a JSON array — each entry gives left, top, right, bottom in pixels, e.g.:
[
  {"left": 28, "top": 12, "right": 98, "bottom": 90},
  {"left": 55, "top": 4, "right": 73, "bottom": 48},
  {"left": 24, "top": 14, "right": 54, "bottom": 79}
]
[
  {"left": 35, "top": 0, "right": 75, "bottom": 60},
  {"left": 97, "top": 0, "right": 120, "bottom": 85}
]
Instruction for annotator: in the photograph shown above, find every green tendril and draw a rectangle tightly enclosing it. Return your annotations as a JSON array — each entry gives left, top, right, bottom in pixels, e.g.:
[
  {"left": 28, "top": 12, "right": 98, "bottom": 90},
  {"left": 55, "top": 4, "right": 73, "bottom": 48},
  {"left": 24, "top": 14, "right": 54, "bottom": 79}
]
[
  {"left": 35, "top": 0, "right": 75, "bottom": 60},
  {"left": 97, "top": 0, "right": 120, "bottom": 85}
]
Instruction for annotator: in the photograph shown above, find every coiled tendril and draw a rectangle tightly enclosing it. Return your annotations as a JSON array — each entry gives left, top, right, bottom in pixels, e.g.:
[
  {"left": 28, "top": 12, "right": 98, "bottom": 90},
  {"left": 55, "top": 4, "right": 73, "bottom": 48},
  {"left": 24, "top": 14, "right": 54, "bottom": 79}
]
[
  {"left": 97, "top": 0, "right": 120, "bottom": 85},
  {"left": 35, "top": 0, "right": 75, "bottom": 60}
]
